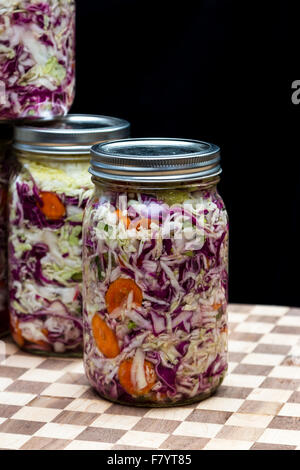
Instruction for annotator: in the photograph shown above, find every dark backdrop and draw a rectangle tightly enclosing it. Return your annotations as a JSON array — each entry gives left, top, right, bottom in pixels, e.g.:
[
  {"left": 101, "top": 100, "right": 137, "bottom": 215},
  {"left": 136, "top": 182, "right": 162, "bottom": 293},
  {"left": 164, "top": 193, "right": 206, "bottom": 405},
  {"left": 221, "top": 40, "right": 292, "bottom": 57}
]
[{"left": 71, "top": 1, "right": 299, "bottom": 307}]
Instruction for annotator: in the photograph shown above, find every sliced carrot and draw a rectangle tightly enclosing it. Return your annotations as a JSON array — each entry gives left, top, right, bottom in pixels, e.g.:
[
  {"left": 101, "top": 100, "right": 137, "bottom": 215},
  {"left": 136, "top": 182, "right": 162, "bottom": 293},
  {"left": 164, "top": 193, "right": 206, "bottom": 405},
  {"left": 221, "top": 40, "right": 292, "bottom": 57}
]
[
  {"left": 212, "top": 303, "right": 222, "bottom": 310},
  {"left": 220, "top": 325, "right": 228, "bottom": 334},
  {"left": 105, "top": 278, "right": 143, "bottom": 314},
  {"left": 28, "top": 328, "right": 49, "bottom": 346},
  {"left": 11, "top": 319, "right": 49, "bottom": 348},
  {"left": 92, "top": 314, "right": 120, "bottom": 358},
  {"left": 28, "top": 328, "right": 49, "bottom": 347},
  {"left": 116, "top": 209, "right": 130, "bottom": 229},
  {"left": 39, "top": 192, "right": 66, "bottom": 220},
  {"left": 11, "top": 320, "right": 24, "bottom": 348},
  {"left": 131, "top": 217, "right": 151, "bottom": 230},
  {"left": 118, "top": 358, "right": 156, "bottom": 396},
  {"left": 154, "top": 392, "right": 168, "bottom": 402},
  {"left": 29, "top": 338, "right": 49, "bottom": 347}
]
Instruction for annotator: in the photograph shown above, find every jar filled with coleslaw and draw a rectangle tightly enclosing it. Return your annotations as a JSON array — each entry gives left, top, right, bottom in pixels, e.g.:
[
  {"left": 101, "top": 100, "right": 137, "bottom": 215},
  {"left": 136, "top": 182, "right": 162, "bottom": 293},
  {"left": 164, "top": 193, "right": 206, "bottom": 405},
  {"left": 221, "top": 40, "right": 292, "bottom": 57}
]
[
  {"left": 0, "top": 124, "right": 13, "bottom": 337},
  {"left": 83, "top": 138, "right": 229, "bottom": 406},
  {"left": 8, "top": 115, "right": 130, "bottom": 356},
  {"left": 0, "top": 0, "right": 75, "bottom": 120}
]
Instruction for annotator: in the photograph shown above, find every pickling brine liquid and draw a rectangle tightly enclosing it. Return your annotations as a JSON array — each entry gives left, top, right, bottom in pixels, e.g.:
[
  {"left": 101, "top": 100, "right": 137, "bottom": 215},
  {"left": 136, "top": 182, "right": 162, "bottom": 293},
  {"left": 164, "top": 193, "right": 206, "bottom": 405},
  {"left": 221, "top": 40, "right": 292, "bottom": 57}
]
[{"left": 82, "top": 180, "right": 229, "bottom": 406}]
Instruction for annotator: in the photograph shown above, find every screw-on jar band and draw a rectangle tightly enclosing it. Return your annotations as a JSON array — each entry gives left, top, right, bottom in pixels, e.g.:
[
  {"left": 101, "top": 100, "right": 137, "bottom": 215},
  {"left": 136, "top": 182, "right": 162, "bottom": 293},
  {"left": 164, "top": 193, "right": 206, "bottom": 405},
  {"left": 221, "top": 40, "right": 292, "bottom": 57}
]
[
  {"left": 13, "top": 115, "right": 130, "bottom": 155},
  {"left": 90, "top": 138, "right": 221, "bottom": 183}
]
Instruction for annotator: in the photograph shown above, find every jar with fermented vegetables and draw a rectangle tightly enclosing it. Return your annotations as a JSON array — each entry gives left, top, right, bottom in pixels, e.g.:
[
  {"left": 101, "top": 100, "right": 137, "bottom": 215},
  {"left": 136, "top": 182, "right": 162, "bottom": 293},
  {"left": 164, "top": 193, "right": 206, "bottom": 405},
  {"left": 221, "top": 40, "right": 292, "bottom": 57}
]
[
  {"left": 83, "top": 138, "right": 229, "bottom": 406},
  {"left": 0, "top": 0, "right": 76, "bottom": 120},
  {"left": 8, "top": 115, "right": 130, "bottom": 355}
]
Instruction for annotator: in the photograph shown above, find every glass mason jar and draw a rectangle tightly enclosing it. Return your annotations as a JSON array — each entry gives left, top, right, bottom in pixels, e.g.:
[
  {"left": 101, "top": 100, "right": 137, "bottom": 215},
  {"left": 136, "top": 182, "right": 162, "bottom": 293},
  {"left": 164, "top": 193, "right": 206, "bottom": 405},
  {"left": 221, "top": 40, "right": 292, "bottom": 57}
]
[
  {"left": 0, "top": 124, "right": 13, "bottom": 337},
  {"left": 8, "top": 115, "right": 130, "bottom": 356},
  {"left": 82, "top": 138, "right": 229, "bottom": 407},
  {"left": 0, "top": 0, "right": 76, "bottom": 120}
]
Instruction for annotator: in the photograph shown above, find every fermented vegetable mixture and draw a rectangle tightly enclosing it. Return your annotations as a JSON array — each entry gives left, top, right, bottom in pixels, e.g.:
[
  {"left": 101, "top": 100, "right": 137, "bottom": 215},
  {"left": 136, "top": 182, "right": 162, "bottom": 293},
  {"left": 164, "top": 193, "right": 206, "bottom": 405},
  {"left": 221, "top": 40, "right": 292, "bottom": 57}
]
[
  {"left": 83, "top": 185, "right": 229, "bottom": 405},
  {"left": 9, "top": 156, "right": 93, "bottom": 354},
  {"left": 0, "top": 0, "right": 75, "bottom": 120}
]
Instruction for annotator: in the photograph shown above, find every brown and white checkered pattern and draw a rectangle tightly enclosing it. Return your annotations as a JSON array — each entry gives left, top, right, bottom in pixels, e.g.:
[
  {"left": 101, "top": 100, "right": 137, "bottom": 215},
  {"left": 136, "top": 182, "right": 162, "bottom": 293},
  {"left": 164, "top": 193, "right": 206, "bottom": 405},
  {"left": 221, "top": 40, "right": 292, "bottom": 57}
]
[{"left": 0, "top": 304, "right": 300, "bottom": 450}]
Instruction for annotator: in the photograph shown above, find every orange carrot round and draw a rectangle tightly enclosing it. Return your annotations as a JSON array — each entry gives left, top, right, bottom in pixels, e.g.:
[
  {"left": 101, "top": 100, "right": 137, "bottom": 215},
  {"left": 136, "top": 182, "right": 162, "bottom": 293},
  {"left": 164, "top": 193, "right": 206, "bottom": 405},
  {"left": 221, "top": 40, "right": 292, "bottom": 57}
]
[
  {"left": 28, "top": 328, "right": 49, "bottom": 347},
  {"left": 213, "top": 303, "right": 222, "bottom": 310},
  {"left": 39, "top": 192, "right": 66, "bottom": 220},
  {"left": 92, "top": 314, "right": 120, "bottom": 358},
  {"left": 116, "top": 209, "right": 130, "bottom": 229},
  {"left": 153, "top": 392, "right": 168, "bottom": 402},
  {"left": 30, "top": 339, "right": 49, "bottom": 347},
  {"left": 105, "top": 278, "right": 143, "bottom": 314},
  {"left": 11, "top": 321, "right": 49, "bottom": 348},
  {"left": 118, "top": 357, "right": 156, "bottom": 396},
  {"left": 11, "top": 320, "right": 24, "bottom": 348}
]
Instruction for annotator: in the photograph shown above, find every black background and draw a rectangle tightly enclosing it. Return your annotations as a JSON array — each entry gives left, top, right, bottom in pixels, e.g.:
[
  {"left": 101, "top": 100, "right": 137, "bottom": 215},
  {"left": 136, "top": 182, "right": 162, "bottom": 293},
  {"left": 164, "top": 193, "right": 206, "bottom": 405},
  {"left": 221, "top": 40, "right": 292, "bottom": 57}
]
[{"left": 71, "top": 1, "right": 299, "bottom": 307}]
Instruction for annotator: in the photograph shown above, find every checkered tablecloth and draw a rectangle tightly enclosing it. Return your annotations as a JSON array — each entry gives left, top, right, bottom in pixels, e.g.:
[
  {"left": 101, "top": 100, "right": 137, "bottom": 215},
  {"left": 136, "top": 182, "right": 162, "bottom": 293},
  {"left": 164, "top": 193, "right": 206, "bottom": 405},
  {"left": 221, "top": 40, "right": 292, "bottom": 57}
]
[{"left": 0, "top": 304, "right": 299, "bottom": 450}]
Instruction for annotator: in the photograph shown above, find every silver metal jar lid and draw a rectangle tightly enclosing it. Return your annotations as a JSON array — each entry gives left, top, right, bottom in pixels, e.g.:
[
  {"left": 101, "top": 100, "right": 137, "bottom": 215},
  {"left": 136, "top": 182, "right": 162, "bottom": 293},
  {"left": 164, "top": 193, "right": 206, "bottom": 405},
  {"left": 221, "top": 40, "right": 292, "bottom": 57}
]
[
  {"left": 13, "top": 114, "right": 130, "bottom": 155},
  {"left": 0, "top": 122, "right": 13, "bottom": 142},
  {"left": 90, "top": 138, "right": 221, "bottom": 183}
]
